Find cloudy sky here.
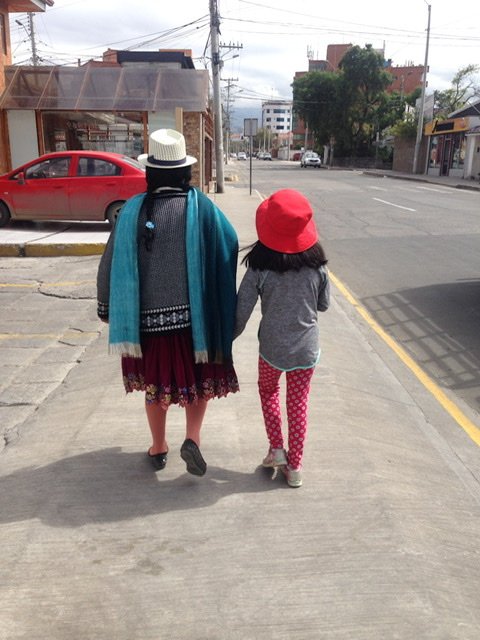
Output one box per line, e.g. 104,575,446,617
9,0,480,114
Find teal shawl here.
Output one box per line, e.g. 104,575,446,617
109,187,238,364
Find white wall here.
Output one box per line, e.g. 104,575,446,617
7,111,39,167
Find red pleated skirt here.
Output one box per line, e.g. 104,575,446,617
121,328,239,407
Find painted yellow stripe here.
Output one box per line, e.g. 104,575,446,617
330,271,480,447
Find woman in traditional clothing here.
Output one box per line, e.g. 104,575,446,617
97,129,239,476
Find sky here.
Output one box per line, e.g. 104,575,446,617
9,0,480,118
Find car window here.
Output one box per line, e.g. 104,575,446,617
25,157,71,179
77,158,121,177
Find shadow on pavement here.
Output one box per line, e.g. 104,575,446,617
362,279,480,409
0,448,285,527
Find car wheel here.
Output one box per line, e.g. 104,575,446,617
0,201,11,227
106,201,125,228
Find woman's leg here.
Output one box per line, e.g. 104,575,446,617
185,398,208,445
258,357,284,450
285,367,315,469
145,400,168,454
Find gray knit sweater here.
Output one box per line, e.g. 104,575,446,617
234,265,330,370
97,191,191,333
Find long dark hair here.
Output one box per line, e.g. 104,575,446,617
242,240,328,273
143,165,192,250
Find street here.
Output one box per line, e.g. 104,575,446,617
1,177,480,639
233,160,480,420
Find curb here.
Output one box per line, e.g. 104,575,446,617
0,243,105,258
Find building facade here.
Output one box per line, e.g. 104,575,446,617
0,0,54,174
261,100,292,133
424,101,480,179
0,49,214,190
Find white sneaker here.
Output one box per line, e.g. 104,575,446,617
285,465,303,488
262,447,287,468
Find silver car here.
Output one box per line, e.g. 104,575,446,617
300,152,321,168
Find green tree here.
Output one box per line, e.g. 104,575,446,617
434,64,480,117
292,44,395,158
337,44,393,155
292,71,342,151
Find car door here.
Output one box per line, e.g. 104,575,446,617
68,156,123,221
10,156,71,220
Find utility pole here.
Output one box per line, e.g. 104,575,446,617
28,14,39,66
209,0,224,193
412,3,431,174
16,15,39,66
222,77,238,164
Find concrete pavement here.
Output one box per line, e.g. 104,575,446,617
1,179,480,638
0,167,479,258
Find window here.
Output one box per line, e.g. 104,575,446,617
0,14,7,54
24,157,71,179
77,157,121,176
428,136,438,168
451,134,466,169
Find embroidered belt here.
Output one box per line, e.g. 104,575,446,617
140,304,191,333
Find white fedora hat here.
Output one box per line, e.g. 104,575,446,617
138,129,197,169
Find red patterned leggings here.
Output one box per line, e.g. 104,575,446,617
258,356,315,470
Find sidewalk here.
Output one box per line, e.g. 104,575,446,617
1,167,479,258
1,184,480,638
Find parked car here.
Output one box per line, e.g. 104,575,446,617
300,151,321,168
237,152,247,160
263,152,272,161
0,151,147,227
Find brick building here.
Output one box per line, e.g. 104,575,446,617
0,0,54,173
292,44,424,150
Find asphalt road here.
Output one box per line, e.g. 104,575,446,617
233,159,480,418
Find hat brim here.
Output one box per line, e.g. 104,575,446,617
137,153,197,169
256,199,318,254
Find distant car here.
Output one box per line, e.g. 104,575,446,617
256,152,265,159
237,152,247,160
0,151,146,227
263,153,272,161
300,151,321,168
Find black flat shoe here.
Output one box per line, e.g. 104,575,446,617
180,439,207,476
147,449,168,471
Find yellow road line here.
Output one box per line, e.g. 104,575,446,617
330,270,480,447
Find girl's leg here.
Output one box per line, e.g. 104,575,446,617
145,400,168,454
258,357,284,450
285,367,315,469
185,398,208,445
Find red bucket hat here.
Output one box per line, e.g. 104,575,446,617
256,189,318,254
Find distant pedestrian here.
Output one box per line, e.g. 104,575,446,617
234,189,329,487
97,129,239,476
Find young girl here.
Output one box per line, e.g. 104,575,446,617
234,189,329,487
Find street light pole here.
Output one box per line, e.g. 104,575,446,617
209,0,225,193
412,2,431,174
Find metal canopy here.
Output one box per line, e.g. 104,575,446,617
0,65,209,112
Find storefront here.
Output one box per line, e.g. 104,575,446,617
0,60,213,189
425,113,480,179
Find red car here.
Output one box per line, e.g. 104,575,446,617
0,150,146,227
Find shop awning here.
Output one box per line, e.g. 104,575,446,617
0,65,209,112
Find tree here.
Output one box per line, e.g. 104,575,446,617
434,65,480,118
292,44,395,158
292,71,343,151
337,44,393,155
